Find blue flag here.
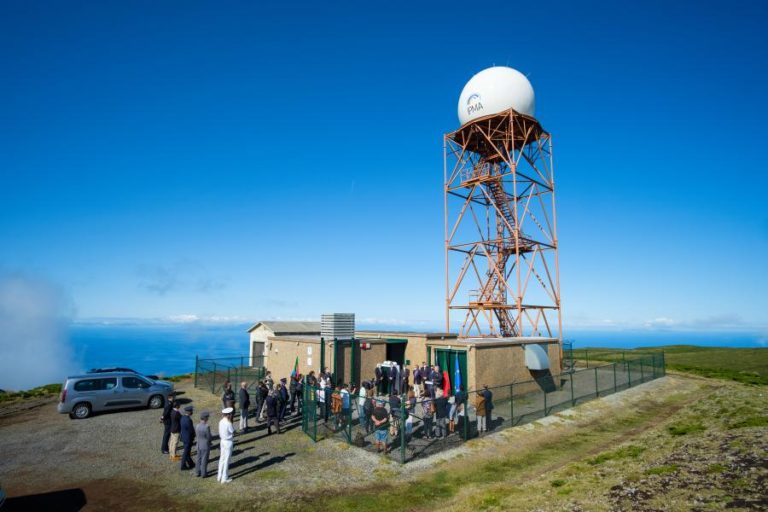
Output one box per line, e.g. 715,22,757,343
454,356,461,394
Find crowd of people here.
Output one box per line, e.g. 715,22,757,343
306,362,495,454
159,372,305,483
158,362,495,481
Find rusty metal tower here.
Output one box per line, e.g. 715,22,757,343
444,109,561,339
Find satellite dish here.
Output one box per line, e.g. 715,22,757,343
458,66,535,125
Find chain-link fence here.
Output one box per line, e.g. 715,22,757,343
301,352,665,463
194,355,266,395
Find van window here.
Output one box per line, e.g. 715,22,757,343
74,378,117,391
123,376,150,389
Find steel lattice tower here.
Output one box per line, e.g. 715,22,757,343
444,109,561,339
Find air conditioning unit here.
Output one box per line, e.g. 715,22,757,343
321,313,355,341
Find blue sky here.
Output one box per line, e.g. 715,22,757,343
1,0,766,333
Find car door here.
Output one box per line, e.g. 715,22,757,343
96,377,123,409
121,376,151,405
73,378,100,408
96,377,119,409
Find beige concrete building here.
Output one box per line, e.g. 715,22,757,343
259,328,561,396
246,321,320,367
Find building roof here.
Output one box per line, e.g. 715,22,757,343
247,320,321,334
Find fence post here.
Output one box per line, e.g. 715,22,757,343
332,337,338,386
570,371,575,406
400,396,406,464
510,383,514,424
212,363,217,394
194,355,199,388
320,337,325,376
543,383,548,416
613,362,617,393
640,359,645,382
586,350,589,368
594,367,599,397
627,359,632,387
662,351,666,376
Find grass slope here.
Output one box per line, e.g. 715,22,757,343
572,345,768,385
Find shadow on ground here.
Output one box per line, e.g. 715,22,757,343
4,488,87,512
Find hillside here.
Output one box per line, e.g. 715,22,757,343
572,345,768,385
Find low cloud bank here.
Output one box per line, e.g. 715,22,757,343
0,273,78,390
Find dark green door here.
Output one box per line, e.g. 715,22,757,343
434,349,467,396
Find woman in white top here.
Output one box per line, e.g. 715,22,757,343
318,375,328,421
217,407,235,483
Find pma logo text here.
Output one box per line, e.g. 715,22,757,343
466,93,483,116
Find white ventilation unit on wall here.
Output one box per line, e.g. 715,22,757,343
524,344,550,370
321,313,355,340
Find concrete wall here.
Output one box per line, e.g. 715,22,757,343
359,342,386,383
265,337,322,381
248,326,272,367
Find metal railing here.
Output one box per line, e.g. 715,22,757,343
301,352,666,464
194,355,266,395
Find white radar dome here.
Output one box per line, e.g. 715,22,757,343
458,66,535,125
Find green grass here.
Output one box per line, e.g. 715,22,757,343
729,415,768,429
0,383,62,403
667,422,706,436
253,469,286,480
644,464,679,475
707,463,727,474
588,444,646,465
572,345,768,385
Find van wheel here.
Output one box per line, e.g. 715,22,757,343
148,395,164,409
72,402,91,419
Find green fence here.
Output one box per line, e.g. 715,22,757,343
194,355,266,395
301,352,666,464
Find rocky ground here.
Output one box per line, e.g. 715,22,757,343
0,373,765,511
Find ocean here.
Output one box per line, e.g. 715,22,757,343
68,323,765,378
70,323,250,377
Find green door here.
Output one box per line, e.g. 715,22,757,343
434,349,467,396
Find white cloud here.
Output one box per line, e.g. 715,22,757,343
643,317,678,329
0,273,78,390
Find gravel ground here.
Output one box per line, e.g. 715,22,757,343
0,379,393,510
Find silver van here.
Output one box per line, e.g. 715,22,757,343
57,372,174,419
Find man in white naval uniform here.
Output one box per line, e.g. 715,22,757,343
217,407,235,483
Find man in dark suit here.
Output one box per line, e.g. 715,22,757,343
179,405,196,470
238,381,250,433
160,392,175,454
374,364,383,395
